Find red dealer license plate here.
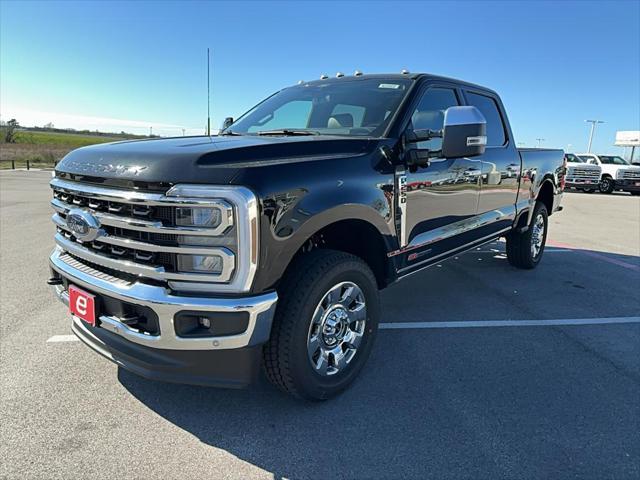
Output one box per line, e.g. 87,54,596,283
69,285,96,326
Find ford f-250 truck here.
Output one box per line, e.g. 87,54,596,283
564,153,601,193
577,153,640,195
48,73,565,400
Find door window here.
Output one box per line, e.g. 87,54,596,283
409,87,460,151
465,92,507,146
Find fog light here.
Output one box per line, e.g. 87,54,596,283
176,207,222,228
177,254,223,274
199,317,211,328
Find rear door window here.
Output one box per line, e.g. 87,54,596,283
465,91,507,146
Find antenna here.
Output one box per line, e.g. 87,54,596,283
207,48,211,136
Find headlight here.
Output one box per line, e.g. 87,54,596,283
176,207,223,228
177,254,224,273
165,184,259,294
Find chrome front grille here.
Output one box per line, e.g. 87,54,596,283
54,189,174,222
567,167,601,180
621,169,640,180
50,178,239,288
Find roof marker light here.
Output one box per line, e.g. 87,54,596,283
354,70,363,76
320,74,328,79
336,72,344,78
401,69,410,74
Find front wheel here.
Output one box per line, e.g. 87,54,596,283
506,202,548,269
599,177,614,194
264,250,380,400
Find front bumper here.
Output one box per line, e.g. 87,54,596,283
566,179,600,189
614,179,640,192
49,247,278,387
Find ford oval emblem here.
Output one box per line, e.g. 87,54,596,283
66,209,101,242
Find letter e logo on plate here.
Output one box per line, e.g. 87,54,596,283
69,285,96,326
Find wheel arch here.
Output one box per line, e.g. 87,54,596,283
536,178,555,216
264,206,397,292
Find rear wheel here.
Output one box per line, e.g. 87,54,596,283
599,176,614,194
264,249,379,400
506,202,548,269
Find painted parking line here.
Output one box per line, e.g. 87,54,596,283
46,335,79,343
380,316,640,329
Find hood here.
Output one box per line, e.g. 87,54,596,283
55,135,375,189
566,162,601,169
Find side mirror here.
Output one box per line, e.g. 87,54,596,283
221,117,234,131
441,106,487,158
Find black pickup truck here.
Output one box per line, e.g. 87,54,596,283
48,73,565,400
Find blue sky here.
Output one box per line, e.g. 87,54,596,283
1,0,638,153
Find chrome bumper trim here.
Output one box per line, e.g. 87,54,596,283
50,247,277,351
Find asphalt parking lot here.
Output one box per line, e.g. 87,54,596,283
1,170,639,479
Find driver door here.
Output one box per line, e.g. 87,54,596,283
402,86,482,265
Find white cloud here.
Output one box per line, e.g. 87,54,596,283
0,106,205,137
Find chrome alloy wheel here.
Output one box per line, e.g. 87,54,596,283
307,281,367,376
531,213,545,258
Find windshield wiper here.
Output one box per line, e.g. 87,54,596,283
219,130,243,136
256,129,320,136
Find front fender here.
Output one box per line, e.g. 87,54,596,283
253,174,396,292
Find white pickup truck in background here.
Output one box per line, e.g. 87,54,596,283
577,153,640,195
564,153,601,193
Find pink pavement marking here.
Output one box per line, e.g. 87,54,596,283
547,240,640,272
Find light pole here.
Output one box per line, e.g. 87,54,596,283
536,138,545,148
585,119,604,153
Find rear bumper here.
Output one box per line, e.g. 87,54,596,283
49,247,277,387
614,179,640,192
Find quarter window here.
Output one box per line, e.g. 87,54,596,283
465,92,507,146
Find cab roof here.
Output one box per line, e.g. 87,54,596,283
300,73,494,94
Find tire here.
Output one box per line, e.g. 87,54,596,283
506,202,548,269
264,249,380,400
631,192,640,196
599,176,614,194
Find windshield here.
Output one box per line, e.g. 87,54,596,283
226,78,412,137
578,155,598,165
565,154,583,163
598,155,628,165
